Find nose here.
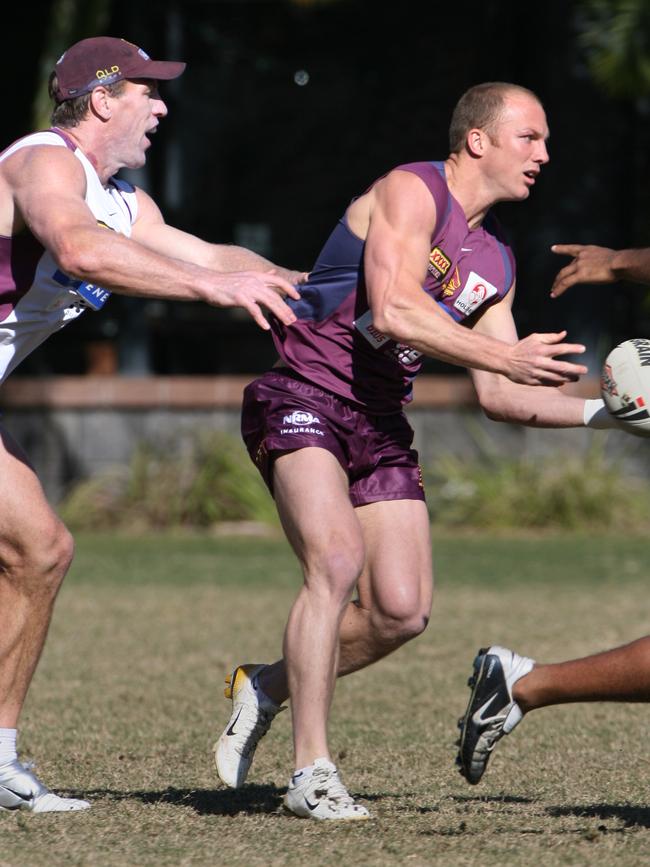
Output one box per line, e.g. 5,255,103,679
536,139,550,165
153,97,168,118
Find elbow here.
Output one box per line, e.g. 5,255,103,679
479,390,538,426
55,240,100,281
477,384,515,423
481,400,509,423
373,303,411,344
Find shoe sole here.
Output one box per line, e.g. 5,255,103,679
456,646,490,785
283,803,371,821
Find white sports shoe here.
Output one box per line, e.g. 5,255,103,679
284,758,370,821
214,664,284,788
0,760,90,813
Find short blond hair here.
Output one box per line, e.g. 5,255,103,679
448,82,542,153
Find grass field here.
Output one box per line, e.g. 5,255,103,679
3,532,650,867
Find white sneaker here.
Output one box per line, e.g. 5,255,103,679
284,758,370,821
214,664,284,788
456,645,535,784
0,760,90,813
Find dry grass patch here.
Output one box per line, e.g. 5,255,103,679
2,533,650,866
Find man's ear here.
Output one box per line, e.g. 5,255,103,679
466,127,488,157
89,86,112,120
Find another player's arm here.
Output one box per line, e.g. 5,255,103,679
8,145,297,328
131,189,308,285
362,170,587,386
550,244,650,297
468,292,588,427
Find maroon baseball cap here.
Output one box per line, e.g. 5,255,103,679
53,36,186,102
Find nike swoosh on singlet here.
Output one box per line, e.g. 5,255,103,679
226,708,243,736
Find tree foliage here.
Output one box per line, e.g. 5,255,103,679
578,0,650,98
32,0,112,131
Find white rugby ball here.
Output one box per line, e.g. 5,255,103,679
601,338,650,437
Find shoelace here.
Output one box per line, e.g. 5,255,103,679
477,706,512,754
307,766,355,807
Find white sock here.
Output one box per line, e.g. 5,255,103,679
0,728,18,766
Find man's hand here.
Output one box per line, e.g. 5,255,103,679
505,330,588,385
209,269,301,330
550,244,617,297
279,269,310,285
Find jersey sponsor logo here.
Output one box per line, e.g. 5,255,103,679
391,344,421,366
353,309,389,348
453,271,498,316
354,310,421,367
441,265,461,298
52,270,111,311
428,246,451,278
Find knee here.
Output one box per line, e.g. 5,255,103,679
371,604,430,647
306,544,365,605
6,521,74,596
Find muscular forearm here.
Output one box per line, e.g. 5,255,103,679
379,301,515,376
210,244,305,284
478,379,587,428
59,228,239,302
378,300,585,387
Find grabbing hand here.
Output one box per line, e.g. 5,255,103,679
505,330,588,386
550,244,617,297
210,269,301,330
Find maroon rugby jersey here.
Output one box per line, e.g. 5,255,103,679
271,161,515,413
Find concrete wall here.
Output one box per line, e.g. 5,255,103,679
2,375,648,504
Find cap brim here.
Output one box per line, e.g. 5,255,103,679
134,60,186,81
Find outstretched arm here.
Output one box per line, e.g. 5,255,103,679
468,292,588,427
550,244,650,297
131,189,308,285
7,145,299,330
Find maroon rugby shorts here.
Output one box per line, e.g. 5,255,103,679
241,369,425,507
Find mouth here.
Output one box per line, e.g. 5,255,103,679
523,170,539,185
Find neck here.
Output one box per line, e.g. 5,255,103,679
54,124,114,185
444,155,492,229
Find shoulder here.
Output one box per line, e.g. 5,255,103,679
393,161,449,199
371,168,437,226
1,132,85,188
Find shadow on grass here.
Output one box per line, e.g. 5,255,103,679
71,784,401,816
76,784,286,816
450,794,533,805
548,803,650,829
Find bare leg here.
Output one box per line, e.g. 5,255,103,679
0,428,74,727
260,498,433,705
273,448,366,770
514,636,650,713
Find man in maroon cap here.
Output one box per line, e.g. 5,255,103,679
0,35,303,813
